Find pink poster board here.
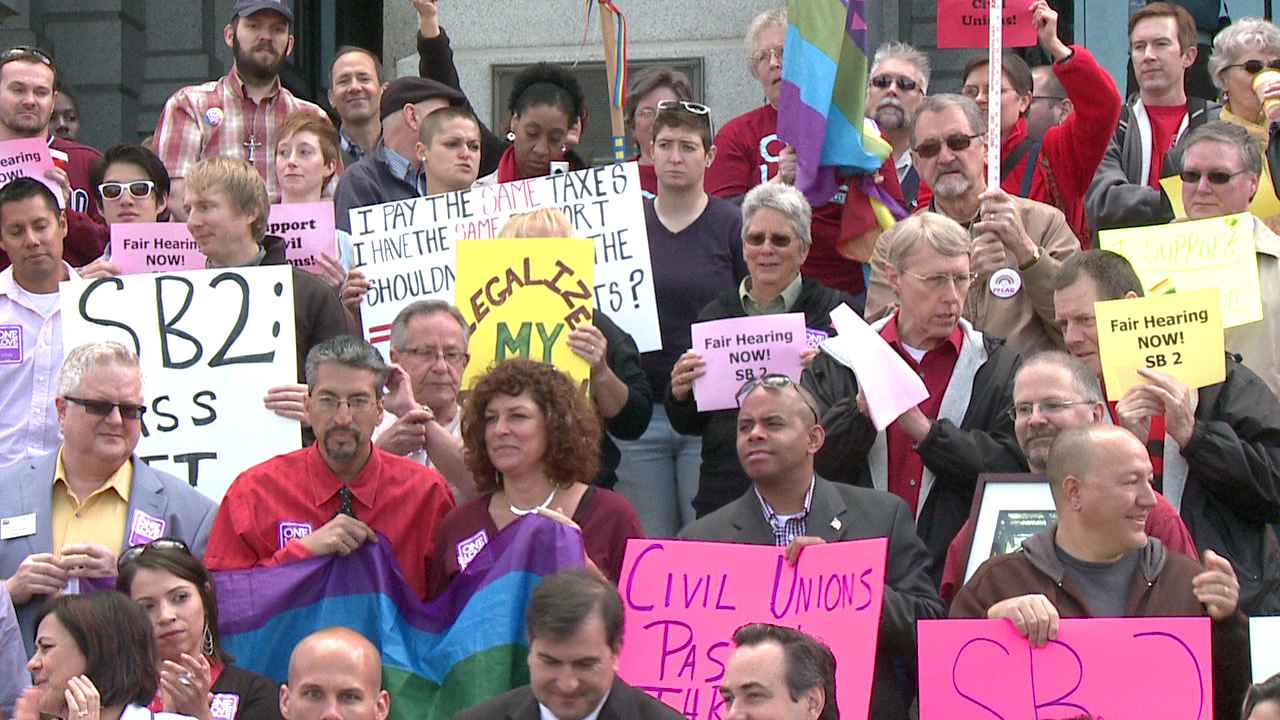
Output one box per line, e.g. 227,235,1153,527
0,137,64,207
936,0,1036,49
267,201,337,274
918,617,1212,719
689,313,807,412
110,223,202,274
617,537,888,720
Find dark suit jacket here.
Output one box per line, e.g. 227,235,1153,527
0,450,218,653
679,475,946,720
453,677,684,720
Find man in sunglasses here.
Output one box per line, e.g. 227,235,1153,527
1176,121,1280,396
680,374,944,720
866,93,1080,357
867,42,930,211
76,144,172,280
0,340,217,654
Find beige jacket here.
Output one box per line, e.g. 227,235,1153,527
866,196,1081,356
1225,217,1280,397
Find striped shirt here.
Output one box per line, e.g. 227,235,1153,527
755,478,815,547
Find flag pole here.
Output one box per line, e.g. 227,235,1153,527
599,0,628,163
986,0,1003,191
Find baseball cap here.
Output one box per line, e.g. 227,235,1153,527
232,0,294,23
379,77,466,120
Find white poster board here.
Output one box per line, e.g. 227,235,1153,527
60,266,300,502
347,162,659,356
1252,616,1280,683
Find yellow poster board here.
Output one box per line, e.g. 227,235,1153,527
1098,212,1261,328
1094,287,1225,401
1161,170,1280,224
456,238,594,389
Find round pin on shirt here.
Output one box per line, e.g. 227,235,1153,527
989,267,1022,298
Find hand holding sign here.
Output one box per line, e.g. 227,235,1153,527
1191,549,1240,620
986,593,1060,647
1094,287,1225,401
670,351,707,403
688,314,808,412
1115,368,1196,447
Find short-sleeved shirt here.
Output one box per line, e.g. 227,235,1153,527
51,451,132,554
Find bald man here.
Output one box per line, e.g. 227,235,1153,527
280,628,389,720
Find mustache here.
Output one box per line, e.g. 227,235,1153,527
1023,426,1058,442
876,97,906,113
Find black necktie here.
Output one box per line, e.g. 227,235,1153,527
337,486,356,519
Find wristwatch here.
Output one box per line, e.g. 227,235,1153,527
1019,246,1041,271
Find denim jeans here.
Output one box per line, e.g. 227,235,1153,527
612,405,702,538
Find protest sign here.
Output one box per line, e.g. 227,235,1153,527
455,237,594,388
1094,287,1225,401
0,137,64,207
60,266,300,501
936,0,1035,49
688,313,806,411
617,538,887,720
110,223,202,274
822,304,928,430
1098,212,1261,328
266,201,337,275
918,617,1212,719
348,163,658,357
1252,616,1280,682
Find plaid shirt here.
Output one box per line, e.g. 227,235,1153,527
153,67,328,201
755,478,815,547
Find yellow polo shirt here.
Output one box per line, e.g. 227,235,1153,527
51,450,132,555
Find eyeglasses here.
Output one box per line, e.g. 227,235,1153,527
871,74,920,92
751,45,784,67
656,99,715,136
734,373,820,424
1007,399,1090,421
1179,168,1249,185
961,84,1015,100
0,46,53,69
99,181,155,200
310,394,377,413
902,270,978,291
744,230,796,247
400,346,468,367
914,133,982,159
64,396,147,420
118,537,192,571
1032,95,1066,103
1226,58,1280,74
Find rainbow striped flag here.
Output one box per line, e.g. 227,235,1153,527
778,0,892,205
214,516,586,720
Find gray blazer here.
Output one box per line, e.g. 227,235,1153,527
679,476,946,720
0,451,218,653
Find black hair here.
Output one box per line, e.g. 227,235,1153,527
526,569,624,652
0,177,60,224
89,144,171,205
507,63,586,122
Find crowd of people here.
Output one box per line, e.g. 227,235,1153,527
0,0,1279,718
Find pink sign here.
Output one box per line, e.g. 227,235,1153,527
918,617,1212,719
936,0,1036,49
825,304,929,431
267,201,337,275
110,222,202,274
689,313,807,412
617,538,888,720
0,137,63,207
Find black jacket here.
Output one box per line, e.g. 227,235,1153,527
261,234,349,382
595,312,653,487
801,320,1025,585
666,277,856,516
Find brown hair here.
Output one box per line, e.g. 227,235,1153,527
461,357,601,491
116,542,234,664
1129,2,1197,52
34,593,158,708
275,109,340,189
653,106,713,152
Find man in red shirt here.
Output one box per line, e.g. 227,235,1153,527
1087,2,1219,233
204,335,456,600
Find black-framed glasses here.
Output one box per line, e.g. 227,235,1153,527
1180,168,1249,185
99,181,155,200
0,46,53,69
64,396,146,420
118,537,191,571
400,346,468,367
735,374,819,424
914,133,982,159
902,270,978,292
871,74,920,92
1007,399,1090,421
1226,58,1280,74
656,99,715,136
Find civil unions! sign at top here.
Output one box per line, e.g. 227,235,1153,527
346,162,660,354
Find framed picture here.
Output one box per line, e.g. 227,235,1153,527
961,474,1057,584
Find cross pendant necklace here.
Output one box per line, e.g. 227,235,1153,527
244,134,262,163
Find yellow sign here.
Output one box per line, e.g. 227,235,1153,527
1094,287,1225,401
456,238,594,389
1161,171,1280,224
1098,212,1261,328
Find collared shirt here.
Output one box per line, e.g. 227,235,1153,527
153,67,329,201
339,126,367,164
754,477,815,547
381,145,427,197
880,314,964,514
203,444,456,599
0,264,77,467
739,273,804,315
540,687,611,720
51,449,133,554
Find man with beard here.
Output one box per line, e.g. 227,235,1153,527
154,0,330,219
865,94,1080,357
867,42,930,211
204,336,456,601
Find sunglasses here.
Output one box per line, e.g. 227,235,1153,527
914,133,982,159
99,180,155,200
656,99,715,136
734,373,820,423
64,396,147,420
1227,58,1280,74
871,74,919,92
0,46,53,69
1179,169,1249,185
743,230,796,247
118,537,192,571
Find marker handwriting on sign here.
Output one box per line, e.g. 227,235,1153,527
469,258,593,331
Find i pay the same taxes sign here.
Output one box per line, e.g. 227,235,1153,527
60,266,300,502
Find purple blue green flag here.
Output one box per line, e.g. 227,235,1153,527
214,515,586,720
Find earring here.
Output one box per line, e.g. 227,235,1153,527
202,622,215,656
506,131,516,142
561,146,567,153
